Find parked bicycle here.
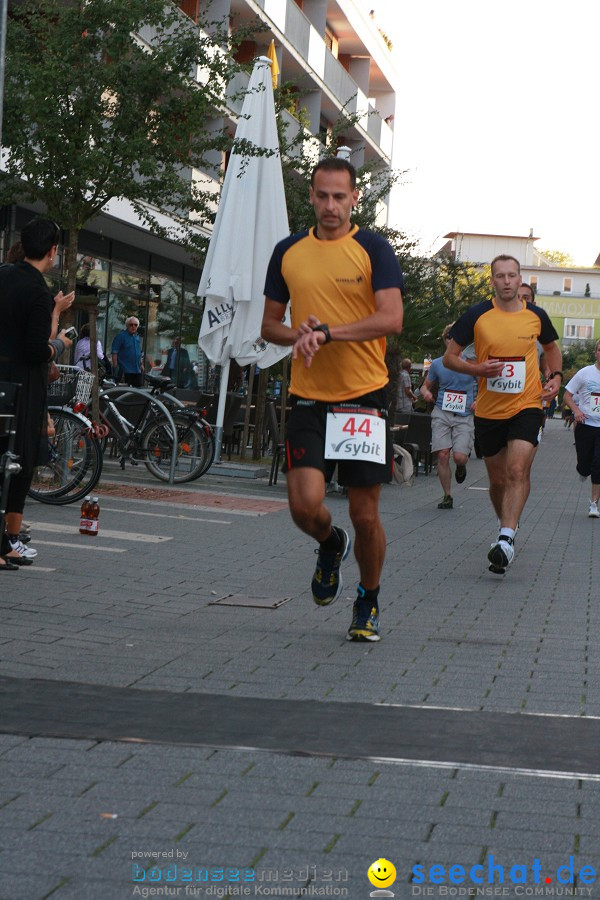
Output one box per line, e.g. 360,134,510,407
28,366,103,505
82,373,215,483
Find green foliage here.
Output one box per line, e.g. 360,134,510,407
1,0,257,283
397,257,491,357
384,256,491,406
539,249,575,267
561,339,597,380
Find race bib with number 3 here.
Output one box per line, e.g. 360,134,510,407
325,406,386,462
487,357,526,394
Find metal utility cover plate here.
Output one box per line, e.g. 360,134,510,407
209,594,291,609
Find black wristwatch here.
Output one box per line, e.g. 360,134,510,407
548,371,563,381
312,323,332,344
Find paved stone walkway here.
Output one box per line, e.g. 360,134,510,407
1,419,599,899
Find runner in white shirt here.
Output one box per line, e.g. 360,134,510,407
563,339,600,518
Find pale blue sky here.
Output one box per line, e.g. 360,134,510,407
362,0,598,265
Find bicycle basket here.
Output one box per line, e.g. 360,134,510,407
48,365,94,406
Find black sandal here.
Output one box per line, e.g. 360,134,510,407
0,557,20,571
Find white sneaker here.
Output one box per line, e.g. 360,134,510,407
588,502,600,518
488,538,515,571
9,538,37,559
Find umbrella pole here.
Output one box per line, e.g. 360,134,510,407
212,356,231,464
240,363,255,461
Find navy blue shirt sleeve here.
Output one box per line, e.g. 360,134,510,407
532,306,559,344
449,300,494,348
353,231,404,293
263,232,308,304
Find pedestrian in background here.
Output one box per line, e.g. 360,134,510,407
419,324,477,510
75,323,109,377
397,357,416,415
111,316,144,387
0,218,73,567
563,340,600,518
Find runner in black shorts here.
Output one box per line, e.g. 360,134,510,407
261,158,404,642
444,255,562,575
284,390,393,488
474,408,544,459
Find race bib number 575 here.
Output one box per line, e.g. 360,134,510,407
325,406,386,462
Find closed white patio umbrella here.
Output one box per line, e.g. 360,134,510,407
198,55,290,461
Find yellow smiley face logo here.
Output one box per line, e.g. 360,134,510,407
368,858,397,888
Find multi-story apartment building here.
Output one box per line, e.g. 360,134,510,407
1,0,399,386
441,231,600,348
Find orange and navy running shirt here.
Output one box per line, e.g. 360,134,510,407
264,225,403,403
450,299,559,419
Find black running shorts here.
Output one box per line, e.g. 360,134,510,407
283,389,393,487
474,408,544,458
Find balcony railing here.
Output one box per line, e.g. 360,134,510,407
284,0,311,59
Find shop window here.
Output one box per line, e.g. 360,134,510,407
76,253,109,290
111,261,149,296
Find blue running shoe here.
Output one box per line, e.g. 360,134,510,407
347,595,381,642
311,526,351,606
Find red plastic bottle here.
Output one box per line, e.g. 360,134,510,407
88,496,100,537
79,495,92,535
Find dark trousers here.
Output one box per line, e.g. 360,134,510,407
575,423,600,484
122,373,144,388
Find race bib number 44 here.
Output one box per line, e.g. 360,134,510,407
487,357,526,394
325,406,386,461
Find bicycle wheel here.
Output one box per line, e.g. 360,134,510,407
28,409,103,505
141,413,214,483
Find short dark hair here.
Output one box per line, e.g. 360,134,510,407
80,323,90,339
21,217,60,260
491,254,520,274
311,157,357,190
519,282,535,303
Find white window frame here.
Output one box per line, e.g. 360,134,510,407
564,318,593,340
